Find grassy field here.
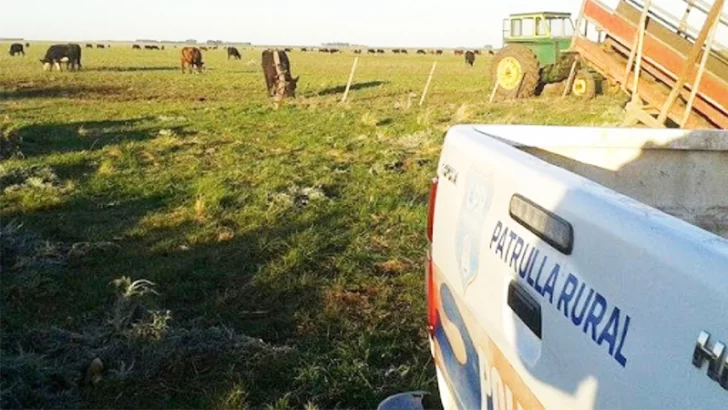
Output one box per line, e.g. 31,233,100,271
1,43,626,409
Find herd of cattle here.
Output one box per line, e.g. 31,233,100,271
7,42,490,99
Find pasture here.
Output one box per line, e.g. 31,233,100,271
1,43,626,408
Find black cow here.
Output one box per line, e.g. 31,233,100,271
85,44,93,48
227,47,242,60
25,43,30,48
435,50,443,55
132,44,141,50
353,49,362,54
9,43,24,56
464,50,475,66
301,48,308,52
261,49,298,100
284,48,292,52
319,48,329,53
377,49,385,54
96,44,105,49
367,49,376,54
417,49,426,55
40,44,82,71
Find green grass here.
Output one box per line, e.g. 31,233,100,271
1,42,626,409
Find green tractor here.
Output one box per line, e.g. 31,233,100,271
491,12,598,99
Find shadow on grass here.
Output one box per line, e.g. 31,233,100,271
9,118,191,158
315,80,388,96
0,85,125,100
1,193,350,407
88,66,178,72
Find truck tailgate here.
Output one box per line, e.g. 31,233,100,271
430,125,728,409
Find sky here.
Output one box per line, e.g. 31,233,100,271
0,0,585,48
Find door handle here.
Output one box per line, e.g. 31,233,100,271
508,281,542,339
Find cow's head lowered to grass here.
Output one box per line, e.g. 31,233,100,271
262,49,299,103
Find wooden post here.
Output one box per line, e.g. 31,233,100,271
657,0,725,124
341,57,359,103
562,60,579,97
624,0,651,94
488,83,500,103
272,50,286,108
419,62,437,106
570,0,589,49
680,14,719,127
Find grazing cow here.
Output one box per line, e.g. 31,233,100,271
392,49,400,54
329,49,340,54
25,43,30,48
227,47,241,59
161,45,165,50
454,49,464,56
417,49,426,55
319,48,329,53
181,47,204,73
464,50,475,66
9,43,24,56
284,48,292,52
488,50,495,56
377,49,385,54
436,50,443,55
353,49,362,54
301,48,308,52
200,46,208,51
144,45,160,50
85,44,93,48
261,49,298,101
132,44,141,50
474,50,481,55
40,44,82,71
367,49,376,54
96,44,105,49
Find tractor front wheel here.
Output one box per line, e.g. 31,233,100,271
491,45,540,99
572,69,597,99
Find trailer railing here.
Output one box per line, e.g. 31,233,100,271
625,0,728,57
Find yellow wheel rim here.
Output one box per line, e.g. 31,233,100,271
573,78,587,96
497,57,523,90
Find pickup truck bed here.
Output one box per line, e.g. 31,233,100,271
429,125,728,409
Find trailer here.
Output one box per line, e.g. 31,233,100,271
570,0,728,128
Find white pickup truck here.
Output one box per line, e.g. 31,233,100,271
420,125,728,409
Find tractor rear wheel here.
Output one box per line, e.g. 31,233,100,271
572,69,597,99
491,45,540,99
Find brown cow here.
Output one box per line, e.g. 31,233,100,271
261,49,298,101
181,47,204,73
454,49,464,56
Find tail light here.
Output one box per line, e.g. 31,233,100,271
427,177,439,243
426,177,439,335
426,251,439,335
